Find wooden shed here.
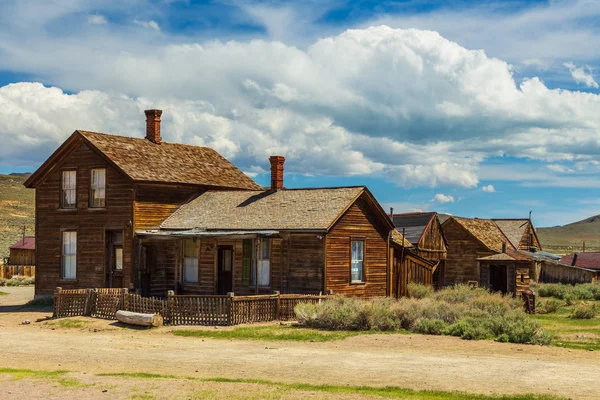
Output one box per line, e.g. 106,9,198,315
391,212,447,288
8,236,35,266
389,231,438,297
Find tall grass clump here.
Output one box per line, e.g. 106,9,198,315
535,282,600,301
570,303,597,319
295,284,550,345
0,276,35,286
407,282,433,299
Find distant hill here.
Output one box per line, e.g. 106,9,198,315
537,215,600,255
0,174,34,260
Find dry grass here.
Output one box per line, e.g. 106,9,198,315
0,173,34,260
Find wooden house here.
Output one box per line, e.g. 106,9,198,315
492,219,542,251
25,109,398,298
391,212,447,288
389,231,438,297
441,216,516,287
8,236,35,266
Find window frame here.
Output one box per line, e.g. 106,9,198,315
60,169,77,209
241,239,254,284
89,168,107,208
252,237,271,287
350,238,365,284
61,230,77,280
181,239,199,283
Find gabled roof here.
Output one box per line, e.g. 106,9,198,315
10,237,35,250
560,253,600,271
25,130,261,190
391,229,413,248
391,212,436,245
451,217,515,252
160,186,393,232
492,219,530,248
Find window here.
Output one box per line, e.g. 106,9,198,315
252,238,270,286
242,239,253,283
351,240,364,282
62,231,77,279
115,248,123,270
90,168,106,208
61,170,76,209
182,239,198,283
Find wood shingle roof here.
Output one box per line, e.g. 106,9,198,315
452,217,515,252
161,186,367,231
492,219,529,249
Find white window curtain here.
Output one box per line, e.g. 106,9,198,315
90,168,106,207
62,170,76,208
252,238,270,286
351,240,364,282
183,239,198,283
115,248,123,270
62,231,77,279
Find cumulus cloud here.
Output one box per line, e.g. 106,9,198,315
481,185,495,193
88,14,107,25
133,20,160,31
432,194,454,203
564,61,599,88
2,26,600,188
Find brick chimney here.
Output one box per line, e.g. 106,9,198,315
145,109,163,144
269,156,285,190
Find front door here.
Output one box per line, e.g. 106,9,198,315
105,230,124,288
489,264,507,293
217,246,233,294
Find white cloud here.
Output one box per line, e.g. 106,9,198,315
546,164,574,173
2,26,600,188
481,184,495,193
88,14,107,25
133,20,160,31
564,61,599,88
432,194,454,203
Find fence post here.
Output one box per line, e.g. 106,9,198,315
120,288,128,312
227,292,234,326
274,291,280,321
53,287,62,318
167,290,174,325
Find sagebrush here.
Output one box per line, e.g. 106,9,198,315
535,282,600,301
295,284,550,345
0,276,34,286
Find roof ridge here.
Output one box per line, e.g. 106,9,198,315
78,130,214,150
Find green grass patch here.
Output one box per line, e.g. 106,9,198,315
98,372,564,400
0,367,89,388
0,291,8,296
172,325,368,342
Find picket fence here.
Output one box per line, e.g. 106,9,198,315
52,287,328,326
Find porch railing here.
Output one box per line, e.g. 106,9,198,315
52,287,329,326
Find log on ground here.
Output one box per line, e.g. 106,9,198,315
115,310,163,327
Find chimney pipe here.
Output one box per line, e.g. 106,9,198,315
390,207,394,218
572,253,578,266
501,242,507,253
145,109,163,144
269,156,285,190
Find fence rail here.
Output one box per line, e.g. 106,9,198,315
52,287,329,326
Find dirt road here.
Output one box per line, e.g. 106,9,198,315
1,287,598,399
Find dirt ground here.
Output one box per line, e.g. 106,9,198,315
1,287,599,399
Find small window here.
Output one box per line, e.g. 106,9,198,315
115,248,123,270
252,238,270,287
182,239,198,283
62,231,77,279
351,240,364,282
242,239,253,283
90,168,106,208
61,170,76,209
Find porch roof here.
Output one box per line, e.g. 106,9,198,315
138,229,280,238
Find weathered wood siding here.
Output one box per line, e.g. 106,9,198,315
517,222,542,251
35,140,134,295
133,184,199,231
286,234,324,294
325,197,389,297
442,218,494,285
416,217,447,261
9,248,35,266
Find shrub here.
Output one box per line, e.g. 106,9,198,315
537,298,562,314
414,318,446,335
406,283,433,299
443,318,493,340
431,284,488,304
5,276,35,286
571,303,597,319
536,282,600,301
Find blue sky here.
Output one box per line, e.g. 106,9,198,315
1,0,600,227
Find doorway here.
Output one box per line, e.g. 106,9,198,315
105,230,124,288
489,264,507,293
217,246,233,294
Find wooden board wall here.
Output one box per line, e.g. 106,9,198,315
325,197,389,297
517,222,542,251
286,234,324,294
35,140,134,295
8,248,35,266
442,218,494,285
416,216,447,261
133,184,199,231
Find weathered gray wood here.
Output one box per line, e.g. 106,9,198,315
116,310,163,327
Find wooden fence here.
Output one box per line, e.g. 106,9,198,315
538,261,597,284
0,265,35,279
52,288,329,326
